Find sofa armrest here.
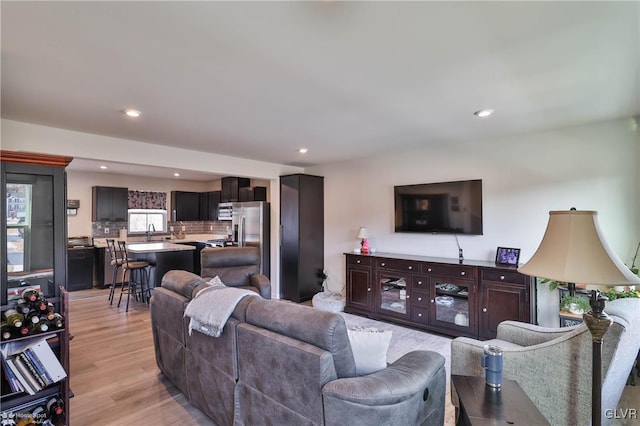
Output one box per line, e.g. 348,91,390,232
497,321,579,346
250,274,271,299
322,351,445,426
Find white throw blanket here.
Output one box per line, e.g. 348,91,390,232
184,283,259,337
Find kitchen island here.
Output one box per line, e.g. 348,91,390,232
127,242,195,288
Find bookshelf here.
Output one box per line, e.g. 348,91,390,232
1,151,72,424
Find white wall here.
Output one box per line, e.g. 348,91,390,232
308,119,640,311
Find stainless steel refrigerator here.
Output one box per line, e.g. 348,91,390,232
232,201,270,278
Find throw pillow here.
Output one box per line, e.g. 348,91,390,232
195,276,226,298
347,326,393,375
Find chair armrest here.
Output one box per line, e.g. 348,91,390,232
497,321,579,346
250,274,271,299
322,351,446,426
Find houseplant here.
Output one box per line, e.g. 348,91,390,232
559,295,590,314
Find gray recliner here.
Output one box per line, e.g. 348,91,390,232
450,298,640,426
200,246,271,298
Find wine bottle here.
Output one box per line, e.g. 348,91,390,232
26,311,41,325
46,397,65,426
16,299,32,314
33,297,48,313
4,309,24,328
50,313,64,329
34,321,49,333
45,302,56,320
31,405,47,423
18,322,33,336
21,287,39,303
1,321,14,340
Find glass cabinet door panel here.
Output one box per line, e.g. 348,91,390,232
5,173,55,301
433,279,471,328
379,274,408,315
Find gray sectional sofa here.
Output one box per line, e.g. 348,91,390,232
150,270,446,426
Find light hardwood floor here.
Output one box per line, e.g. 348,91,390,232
68,288,215,426
68,288,640,425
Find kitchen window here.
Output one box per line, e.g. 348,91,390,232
128,209,167,234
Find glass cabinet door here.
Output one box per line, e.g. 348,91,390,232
2,159,67,305
431,277,474,330
378,272,409,317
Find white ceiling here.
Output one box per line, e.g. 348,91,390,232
2,1,639,179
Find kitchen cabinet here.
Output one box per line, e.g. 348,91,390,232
221,177,250,202
239,186,267,202
280,174,324,302
1,150,71,421
171,191,200,221
92,186,128,221
199,191,221,221
345,252,535,339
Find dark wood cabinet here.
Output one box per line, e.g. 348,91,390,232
199,191,221,221
1,151,71,421
171,191,200,221
221,177,250,202
345,252,535,339
345,255,373,312
280,174,324,302
479,268,532,339
92,186,128,221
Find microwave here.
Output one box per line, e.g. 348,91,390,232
218,202,233,221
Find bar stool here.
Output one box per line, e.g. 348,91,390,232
116,241,150,312
106,239,123,305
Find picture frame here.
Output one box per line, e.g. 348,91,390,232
495,247,521,265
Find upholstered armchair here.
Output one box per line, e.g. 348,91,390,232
450,298,640,426
200,246,271,298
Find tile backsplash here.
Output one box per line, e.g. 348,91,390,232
91,221,231,238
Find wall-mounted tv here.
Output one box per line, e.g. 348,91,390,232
394,179,483,235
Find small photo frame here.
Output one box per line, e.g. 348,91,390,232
495,247,521,265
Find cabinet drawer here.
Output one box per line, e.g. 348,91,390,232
377,258,419,272
411,306,428,324
423,263,475,278
411,290,429,308
481,269,527,285
412,275,428,290
347,255,372,267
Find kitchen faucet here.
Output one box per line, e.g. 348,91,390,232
146,223,156,241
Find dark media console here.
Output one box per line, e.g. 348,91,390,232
345,252,536,340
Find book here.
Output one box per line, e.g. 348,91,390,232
17,351,47,388
5,357,37,395
24,347,53,385
1,353,22,393
26,339,67,383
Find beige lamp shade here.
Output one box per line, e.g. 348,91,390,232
518,210,640,285
357,227,369,240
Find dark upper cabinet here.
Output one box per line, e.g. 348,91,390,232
171,191,201,221
200,191,221,221
239,186,267,202
92,186,128,221
221,177,250,202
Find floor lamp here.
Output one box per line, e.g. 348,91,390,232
518,209,640,426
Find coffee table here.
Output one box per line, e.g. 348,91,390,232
451,375,550,425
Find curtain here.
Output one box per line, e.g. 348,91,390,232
128,190,167,210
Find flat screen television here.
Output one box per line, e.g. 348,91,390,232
394,179,483,235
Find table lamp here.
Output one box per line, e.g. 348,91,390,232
518,209,640,426
357,227,369,254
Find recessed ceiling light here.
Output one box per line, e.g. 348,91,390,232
124,109,141,118
99,165,108,169
298,148,308,154
473,109,494,118
173,173,180,177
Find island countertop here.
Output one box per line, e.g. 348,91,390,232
127,242,197,253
